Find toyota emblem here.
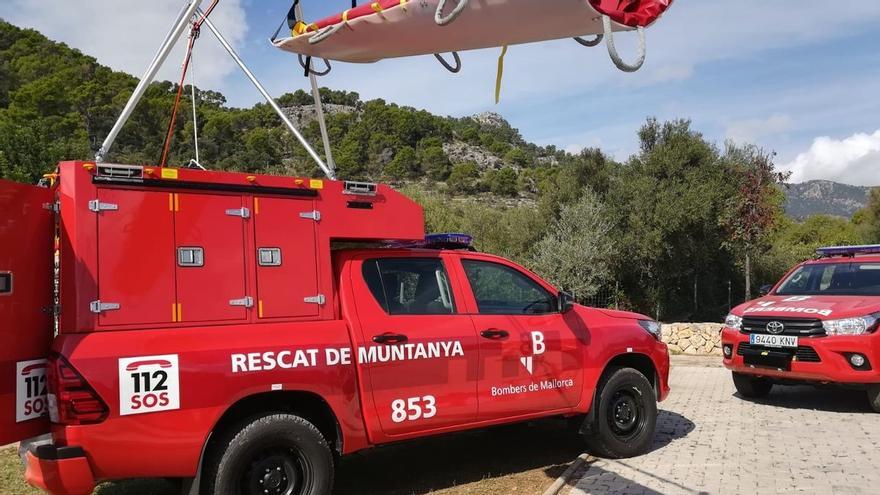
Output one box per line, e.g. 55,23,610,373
766,321,785,335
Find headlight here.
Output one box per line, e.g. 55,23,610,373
725,314,743,331
822,313,880,336
638,320,662,340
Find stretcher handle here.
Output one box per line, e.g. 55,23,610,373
574,34,604,47
602,15,646,73
435,0,469,26
299,54,332,76
434,52,462,73
309,22,346,45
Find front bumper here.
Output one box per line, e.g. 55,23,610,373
23,442,96,495
721,327,880,385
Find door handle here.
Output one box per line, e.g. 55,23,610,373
480,329,509,340
372,333,409,345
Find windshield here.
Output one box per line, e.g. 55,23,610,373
776,262,880,296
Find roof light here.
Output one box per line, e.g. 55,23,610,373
816,245,880,258
388,233,474,250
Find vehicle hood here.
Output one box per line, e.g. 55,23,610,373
592,307,650,321
732,295,880,320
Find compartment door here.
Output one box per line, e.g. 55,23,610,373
254,197,320,319
175,193,248,322
96,189,177,326
0,179,53,444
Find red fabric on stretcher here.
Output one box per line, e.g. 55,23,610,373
310,1,406,30
588,0,672,27
308,0,671,31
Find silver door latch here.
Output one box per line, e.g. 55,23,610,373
229,296,254,308
225,207,251,219
90,300,120,313
88,200,119,213
299,210,321,222
304,295,326,305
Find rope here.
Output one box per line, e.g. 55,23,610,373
159,0,220,168
574,34,603,47
494,45,508,104
159,29,197,168
602,14,646,73
435,0,468,26
434,52,461,73
190,46,200,166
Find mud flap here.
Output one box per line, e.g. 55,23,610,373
0,179,54,445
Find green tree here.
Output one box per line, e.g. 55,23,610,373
528,189,615,299
484,167,518,197
853,188,880,243
447,162,481,194
608,118,737,320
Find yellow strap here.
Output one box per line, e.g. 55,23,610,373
292,21,318,36
342,9,350,22
400,0,408,10
371,2,383,13
495,45,508,104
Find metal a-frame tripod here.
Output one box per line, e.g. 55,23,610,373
95,0,337,180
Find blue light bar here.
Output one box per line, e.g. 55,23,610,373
816,245,880,258
387,233,474,250
425,233,473,248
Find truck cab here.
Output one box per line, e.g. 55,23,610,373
1,162,669,495
722,245,880,411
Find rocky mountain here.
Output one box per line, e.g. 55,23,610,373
784,180,874,219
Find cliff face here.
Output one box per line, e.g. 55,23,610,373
784,180,874,219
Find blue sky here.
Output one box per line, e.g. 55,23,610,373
2,0,879,185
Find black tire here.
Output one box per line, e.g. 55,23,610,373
868,386,880,413
732,372,773,399
583,367,657,459
204,414,334,495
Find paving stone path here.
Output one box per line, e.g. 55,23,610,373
566,357,880,495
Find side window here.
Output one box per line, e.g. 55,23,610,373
362,258,456,315
462,260,555,315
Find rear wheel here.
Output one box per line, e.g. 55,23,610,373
732,372,773,399
205,414,333,495
583,367,657,459
868,386,880,413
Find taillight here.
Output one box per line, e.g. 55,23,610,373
47,354,109,425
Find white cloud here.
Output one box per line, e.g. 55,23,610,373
0,0,247,89
725,114,792,144
781,130,880,186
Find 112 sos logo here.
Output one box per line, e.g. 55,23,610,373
16,359,48,423
118,355,180,416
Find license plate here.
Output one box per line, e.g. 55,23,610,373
749,334,798,348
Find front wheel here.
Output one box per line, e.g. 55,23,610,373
205,414,334,495
868,386,880,413
583,367,657,458
732,372,773,399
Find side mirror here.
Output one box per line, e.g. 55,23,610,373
758,284,773,297
558,291,576,313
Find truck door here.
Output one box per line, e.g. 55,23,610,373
351,255,479,439
253,196,320,319
174,193,248,322
456,258,584,420
0,179,54,445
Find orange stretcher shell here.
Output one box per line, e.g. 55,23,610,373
273,0,672,63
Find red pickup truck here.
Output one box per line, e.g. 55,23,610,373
1,162,670,495
722,245,880,412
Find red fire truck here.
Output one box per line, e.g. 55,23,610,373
1,161,670,495
722,245,880,411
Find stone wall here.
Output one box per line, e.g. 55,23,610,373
661,323,724,356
